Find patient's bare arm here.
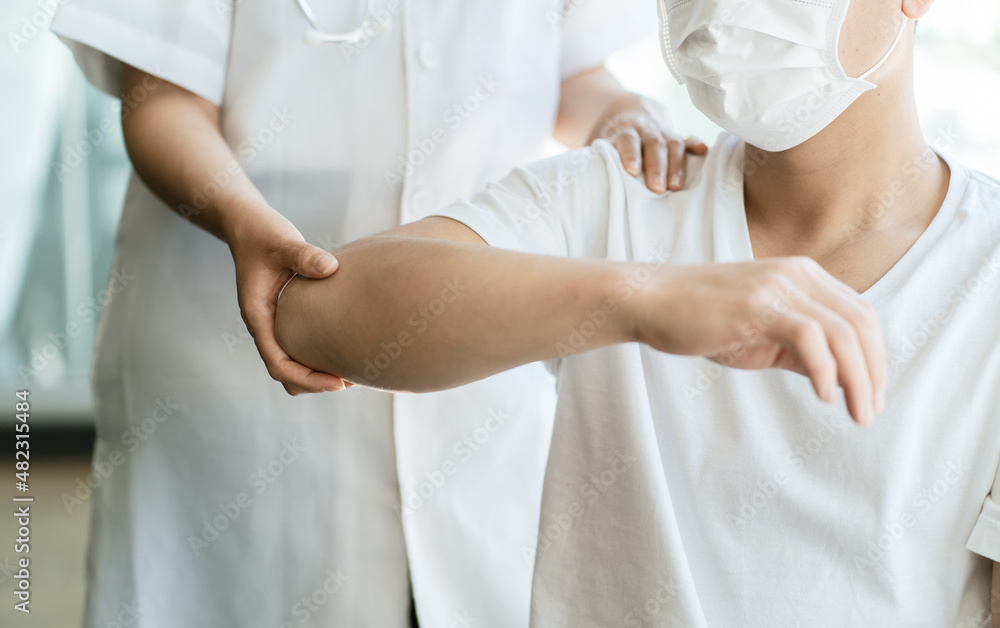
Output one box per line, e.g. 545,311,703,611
275,216,886,424
275,217,631,392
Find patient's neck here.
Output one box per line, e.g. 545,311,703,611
742,45,950,289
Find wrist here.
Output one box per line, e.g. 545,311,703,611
220,196,281,248
612,262,686,348
599,262,648,345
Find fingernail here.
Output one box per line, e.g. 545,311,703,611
628,161,640,175
326,383,345,393
314,254,338,274
653,176,665,192
669,174,681,189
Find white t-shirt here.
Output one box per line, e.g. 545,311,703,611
433,135,1000,627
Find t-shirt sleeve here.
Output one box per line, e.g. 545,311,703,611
431,141,626,378
50,0,233,105
966,458,1000,562
557,0,657,79
431,140,624,260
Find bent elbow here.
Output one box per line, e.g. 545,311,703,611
274,272,374,385
274,275,325,371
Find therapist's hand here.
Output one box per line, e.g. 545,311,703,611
590,93,708,194
227,205,348,395
630,257,887,426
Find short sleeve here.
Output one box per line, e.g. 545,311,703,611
430,141,623,260
557,0,657,79
50,0,233,105
967,459,1000,562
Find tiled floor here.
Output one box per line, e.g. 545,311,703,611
0,456,91,628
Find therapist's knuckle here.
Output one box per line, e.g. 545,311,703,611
262,238,284,258
619,126,641,142
299,246,322,268
641,130,663,146
635,120,659,139
239,310,256,332
267,366,296,386
285,384,306,396
244,310,267,331
619,138,641,157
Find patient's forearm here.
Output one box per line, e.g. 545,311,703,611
274,236,633,392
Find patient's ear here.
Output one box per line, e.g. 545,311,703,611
902,0,935,20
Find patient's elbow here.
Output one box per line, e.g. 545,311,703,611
273,263,462,393
274,275,324,371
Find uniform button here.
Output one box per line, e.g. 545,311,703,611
410,188,434,216
417,41,439,71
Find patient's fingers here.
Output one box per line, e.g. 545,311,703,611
792,297,875,426
743,258,884,424
769,311,838,404
797,264,888,414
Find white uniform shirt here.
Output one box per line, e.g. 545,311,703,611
49,1,652,626
435,136,1000,626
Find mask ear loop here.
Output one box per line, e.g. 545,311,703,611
658,0,685,84
857,18,908,81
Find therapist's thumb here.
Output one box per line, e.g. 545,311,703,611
286,241,339,278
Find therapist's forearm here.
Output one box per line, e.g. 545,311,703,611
274,234,634,392
118,64,271,244
554,66,630,148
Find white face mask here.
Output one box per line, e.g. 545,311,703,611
658,0,907,152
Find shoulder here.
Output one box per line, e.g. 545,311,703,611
951,161,1000,232
967,168,1000,205
492,143,612,196
606,133,738,211
503,141,627,210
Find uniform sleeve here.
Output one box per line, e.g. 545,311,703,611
966,458,1000,562
557,0,657,79
430,141,624,260
50,0,232,105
